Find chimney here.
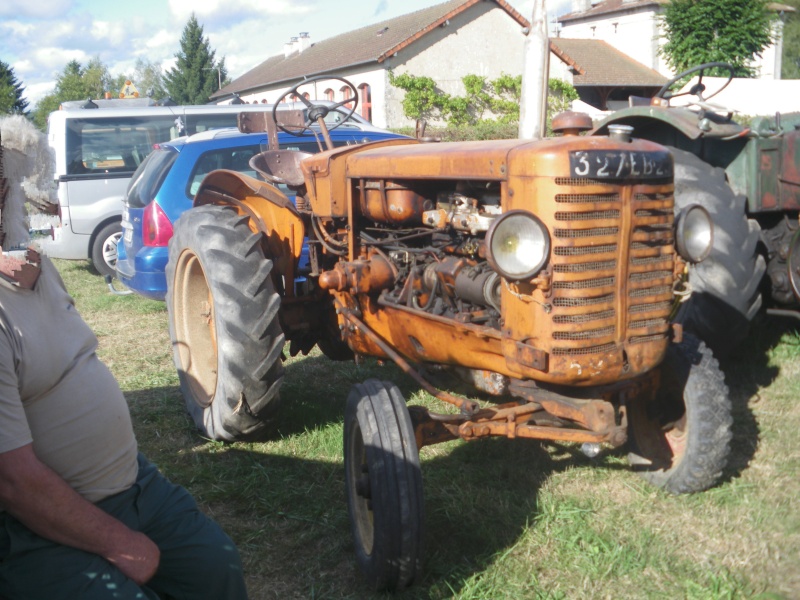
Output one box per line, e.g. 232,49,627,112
284,37,299,58
298,32,311,52
573,0,591,12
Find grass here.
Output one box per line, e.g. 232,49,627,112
57,258,800,599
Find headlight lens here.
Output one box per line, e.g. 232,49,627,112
486,210,550,280
675,204,714,263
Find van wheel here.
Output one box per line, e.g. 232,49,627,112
166,205,285,441
91,221,122,279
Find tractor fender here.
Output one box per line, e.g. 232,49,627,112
591,106,745,141
194,169,305,282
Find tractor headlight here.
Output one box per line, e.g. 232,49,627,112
675,204,713,263
486,210,550,280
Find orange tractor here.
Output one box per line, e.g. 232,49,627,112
165,77,730,590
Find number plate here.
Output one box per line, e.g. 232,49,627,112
569,150,673,180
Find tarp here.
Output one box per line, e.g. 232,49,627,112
670,76,800,116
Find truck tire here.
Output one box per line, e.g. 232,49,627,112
90,221,122,279
166,205,285,441
628,334,732,494
670,147,765,356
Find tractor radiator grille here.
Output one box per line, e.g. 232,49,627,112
548,179,675,357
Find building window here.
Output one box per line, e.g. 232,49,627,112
340,86,354,109
324,88,334,101
358,83,372,122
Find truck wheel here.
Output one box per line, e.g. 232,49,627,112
90,221,122,279
344,379,423,591
628,334,732,494
670,147,765,356
166,205,285,441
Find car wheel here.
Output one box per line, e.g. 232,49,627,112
344,379,424,591
90,221,122,279
166,205,285,441
628,333,732,494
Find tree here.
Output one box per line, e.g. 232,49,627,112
54,60,89,101
82,57,115,100
0,61,29,115
163,14,227,104
780,1,800,78
660,0,776,77
132,58,167,100
31,58,109,129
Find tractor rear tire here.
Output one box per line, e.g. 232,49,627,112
628,334,732,494
166,205,285,441
670,147,765,356
344,379,424,591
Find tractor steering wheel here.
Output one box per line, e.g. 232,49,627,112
656,62,735,102
272,76,359,137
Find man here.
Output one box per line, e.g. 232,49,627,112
0,116,248,599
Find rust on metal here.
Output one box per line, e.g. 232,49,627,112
551,111,593,136
319,248,398,294
335,299,481,413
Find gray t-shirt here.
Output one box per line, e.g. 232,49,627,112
0,258,138,503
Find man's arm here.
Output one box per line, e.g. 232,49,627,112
0,443,160,585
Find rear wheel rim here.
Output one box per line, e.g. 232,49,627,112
172,250,218,408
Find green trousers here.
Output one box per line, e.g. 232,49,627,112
0,454,248,599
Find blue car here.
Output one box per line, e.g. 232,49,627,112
116,127,406,300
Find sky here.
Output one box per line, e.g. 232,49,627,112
0,0,573,110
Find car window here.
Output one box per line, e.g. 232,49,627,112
185,137,389,199
186,145,262,197
126,148,179,208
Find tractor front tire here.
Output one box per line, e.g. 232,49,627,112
166,205,285,441
671,147,766,356
628,334,732,494
344,379,424,591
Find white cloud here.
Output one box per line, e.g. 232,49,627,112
167,0,312,25
90,20,130,47
0,0,72,18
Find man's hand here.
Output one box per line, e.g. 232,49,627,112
105,530,161,585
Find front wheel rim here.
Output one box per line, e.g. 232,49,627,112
347,421,375,556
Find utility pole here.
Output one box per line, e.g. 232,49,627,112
204,67,222,90
518,0,550,140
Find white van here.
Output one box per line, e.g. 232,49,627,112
43,101,381,277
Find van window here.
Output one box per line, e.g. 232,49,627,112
65,116,178,176
185,113,241,134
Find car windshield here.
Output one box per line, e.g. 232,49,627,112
126,148,179,209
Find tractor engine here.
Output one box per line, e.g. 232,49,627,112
300,131,705,389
